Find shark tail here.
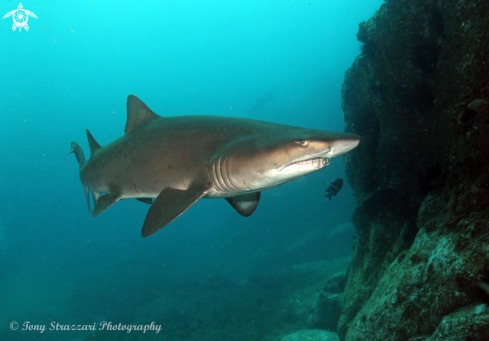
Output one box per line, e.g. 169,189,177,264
68,142,86,167
68,141,90,211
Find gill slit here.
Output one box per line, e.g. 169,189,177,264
211,158,223,192
222,157,240,191
215,157,228,192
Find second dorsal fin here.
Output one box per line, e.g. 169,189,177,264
125,95,160,134
86,129,101,156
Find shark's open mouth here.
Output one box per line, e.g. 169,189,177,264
287,157,330,169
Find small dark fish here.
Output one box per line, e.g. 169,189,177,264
325,178,343,200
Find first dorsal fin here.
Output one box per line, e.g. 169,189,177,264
86,129,101,156
125,95,159,134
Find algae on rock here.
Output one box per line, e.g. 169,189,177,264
339,0,489,339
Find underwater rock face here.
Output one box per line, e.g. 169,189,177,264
279,329,339,341
340,0,489,340
313,293,344,331
322,271,348,295
313,271,347,331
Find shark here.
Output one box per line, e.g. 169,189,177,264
70,95,360,237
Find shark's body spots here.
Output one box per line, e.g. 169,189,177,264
70,95,360,237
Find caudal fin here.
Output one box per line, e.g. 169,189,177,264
68,141,90,211
68,142,86,167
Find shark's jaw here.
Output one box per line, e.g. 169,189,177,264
257,157,331,190
282,157,330,172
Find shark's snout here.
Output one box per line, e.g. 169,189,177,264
279,133,360,172
327,137,361,157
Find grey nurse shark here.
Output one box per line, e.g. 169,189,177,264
70,95,360,237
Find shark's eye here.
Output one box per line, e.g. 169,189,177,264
300,140,308,147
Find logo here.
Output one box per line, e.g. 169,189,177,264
3,3,37,32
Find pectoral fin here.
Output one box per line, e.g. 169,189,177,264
226,192,261,217
142,183,209,237
137,198,153,204
92,192,120,217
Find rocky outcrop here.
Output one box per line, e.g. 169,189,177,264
123,259,349,341
339,0,489,340
279,329,339,341
313,271,347,331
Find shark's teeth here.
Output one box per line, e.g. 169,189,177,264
289,157,329,168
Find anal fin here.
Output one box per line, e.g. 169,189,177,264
142,182,210,237
226,192,261,217
92,192,120,217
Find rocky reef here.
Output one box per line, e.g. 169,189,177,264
340,0,489,340
279,329,339,341
83,258,350,341
313,271,347,331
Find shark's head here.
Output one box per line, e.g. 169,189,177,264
212,125,360,193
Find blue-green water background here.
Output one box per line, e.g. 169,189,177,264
0,0,381,338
